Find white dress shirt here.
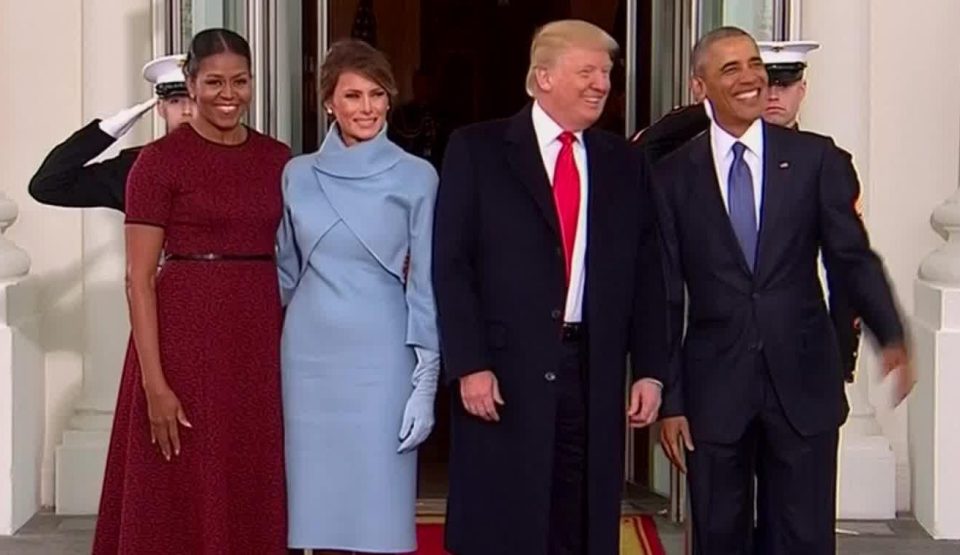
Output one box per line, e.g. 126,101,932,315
531,101,588,323
710,118,765,226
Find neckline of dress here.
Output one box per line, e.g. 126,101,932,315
186,123,253,149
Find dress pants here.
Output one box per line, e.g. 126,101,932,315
546,332,588,555
688,354,839,555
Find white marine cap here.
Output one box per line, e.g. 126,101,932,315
142,54,188,98
757,41,820,85
757,40,821,65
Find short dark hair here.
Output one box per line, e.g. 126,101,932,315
319,39,398,104
690,26,754,77
184,28,252,79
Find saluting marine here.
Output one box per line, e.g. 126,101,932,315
28,54,194,211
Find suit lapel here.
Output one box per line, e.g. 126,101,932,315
690,137,753,277
756,122,792,281
505,105,561,240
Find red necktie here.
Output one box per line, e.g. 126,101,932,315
553,131,581,285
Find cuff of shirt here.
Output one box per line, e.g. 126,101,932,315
638,377,663,388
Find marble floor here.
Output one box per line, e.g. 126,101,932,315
1,511,958,554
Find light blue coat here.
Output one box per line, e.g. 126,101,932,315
277,123,439,551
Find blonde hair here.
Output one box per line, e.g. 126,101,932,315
525,20,619,97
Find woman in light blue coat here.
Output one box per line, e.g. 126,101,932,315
277,40,440,554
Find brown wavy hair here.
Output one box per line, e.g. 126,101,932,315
319,39,398,105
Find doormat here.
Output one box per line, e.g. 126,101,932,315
412,515,665,554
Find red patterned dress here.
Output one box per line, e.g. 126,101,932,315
92,124,290,554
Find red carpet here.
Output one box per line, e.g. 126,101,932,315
412,515,665,554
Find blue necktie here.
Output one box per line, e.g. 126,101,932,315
728,142,757,271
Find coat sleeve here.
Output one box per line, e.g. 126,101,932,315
650,159,687,417
633,104,710,166
432,130,489,384
824,261,862,382
818,143,904,348
28,120,129,211
629,149,670,386
276,165,302,307
405,166,440,353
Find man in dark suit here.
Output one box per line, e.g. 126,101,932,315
433,19,667,555
652,27,914,553
28,54,193,211
634,42,864,387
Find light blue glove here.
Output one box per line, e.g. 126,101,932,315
398,346,439,453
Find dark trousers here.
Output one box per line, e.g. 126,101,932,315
688,356,839,555
546,336,588,555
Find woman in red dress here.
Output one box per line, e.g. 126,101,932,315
92,28,290,554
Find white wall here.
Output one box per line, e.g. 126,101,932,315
803,0,960,512
0,0,154,509
0,0,85,508
867,0,960,512
78,0,152,416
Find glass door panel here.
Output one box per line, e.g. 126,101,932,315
317,0,635,501
698,0,784,40
176,0,248,52
171,0,301,146
319,0,632,167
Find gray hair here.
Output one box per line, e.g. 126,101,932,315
690,26,754,77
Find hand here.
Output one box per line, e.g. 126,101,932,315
459,370,504,422
398,396,435,453
98,97,159,139
398,347,439,453
144,383,192,461
659,416,694,474
881,343,916,407
627,379,662,428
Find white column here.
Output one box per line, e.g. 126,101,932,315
0,195,43,535
912,189,960,540
54,0,153,515
801,0,897,520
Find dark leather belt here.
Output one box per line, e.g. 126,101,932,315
561,322,584,343
164,253,274,262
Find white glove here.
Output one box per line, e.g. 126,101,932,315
98,97,158,139
397,346,440,453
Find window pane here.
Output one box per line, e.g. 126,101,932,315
723,0,775,40
699,0,776,40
